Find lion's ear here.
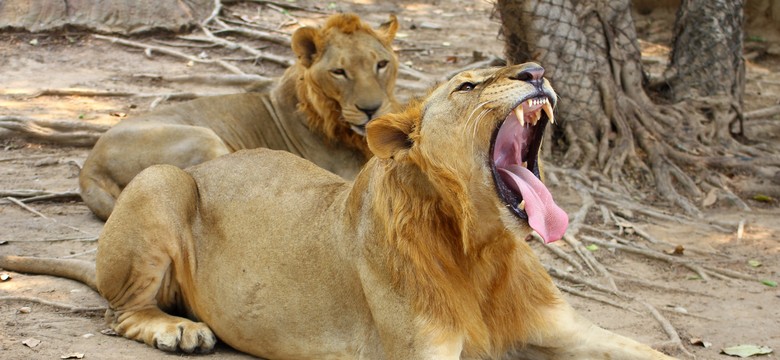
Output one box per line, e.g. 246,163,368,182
291,27,320,68
377,15,399,44
367,109,416,159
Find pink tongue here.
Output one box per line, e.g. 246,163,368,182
498,165,568,243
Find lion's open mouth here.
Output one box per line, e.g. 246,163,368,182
490,95,568,243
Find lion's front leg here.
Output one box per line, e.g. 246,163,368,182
107,308,217,353
512,300,678,360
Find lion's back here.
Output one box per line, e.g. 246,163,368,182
186,149,349,242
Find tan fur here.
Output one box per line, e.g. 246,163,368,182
1,64,676,360
79,13,399,220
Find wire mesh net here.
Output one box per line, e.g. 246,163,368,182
495,0,744,125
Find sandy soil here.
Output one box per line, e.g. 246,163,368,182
1,1,779,359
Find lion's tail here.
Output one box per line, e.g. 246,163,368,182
0,256,97,291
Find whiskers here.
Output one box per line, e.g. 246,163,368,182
463,100,496,150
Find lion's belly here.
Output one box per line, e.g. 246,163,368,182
180,149,383,359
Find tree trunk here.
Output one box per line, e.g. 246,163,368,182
667,0,745,104
496,0,778,214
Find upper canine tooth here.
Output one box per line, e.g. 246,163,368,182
514,106,525,126
542,102,554,124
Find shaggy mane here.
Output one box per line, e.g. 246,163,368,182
369,101,560,357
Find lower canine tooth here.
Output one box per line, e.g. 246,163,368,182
519,200,526,210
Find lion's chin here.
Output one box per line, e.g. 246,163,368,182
489,96,568,243
350,123,367,136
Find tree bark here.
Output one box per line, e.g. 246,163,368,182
496,0,778,214
667,0,745,104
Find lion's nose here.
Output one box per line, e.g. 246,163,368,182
512,65,545,84
357,104,381,119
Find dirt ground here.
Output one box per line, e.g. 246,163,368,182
1,1,779,359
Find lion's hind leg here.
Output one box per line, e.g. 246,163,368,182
95,164,216,353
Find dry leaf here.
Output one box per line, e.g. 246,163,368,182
752,194,774,203
721,344,773,357
109,112,127,118
22,338,41,348
664,245,685,256
690,338,712,348
61,353,85,359
702,189,718,207
0,273,11,281
18,306,32,314
419,22,442,30
761,279,778,287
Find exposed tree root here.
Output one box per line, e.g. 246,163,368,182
182,24,294,67
640,300,696,359
93,34,246,74
229,0,330,14
25,88,203,100
745,104,780,120
0,190,80,203
1,236,98,243
212,22,292,46
554,282,639,314
0,116,109,147
4,197,93,237
581,236,712,281
0,296,106,313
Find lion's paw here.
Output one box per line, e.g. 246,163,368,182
152,321,217,353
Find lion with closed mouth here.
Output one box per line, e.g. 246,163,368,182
78,13,399,220
1,63,676,359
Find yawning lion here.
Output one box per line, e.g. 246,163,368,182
79,13,400,220
1,63,675,359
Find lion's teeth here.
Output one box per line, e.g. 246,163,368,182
542,102,554,124
519,200,526,210
514,106,524,126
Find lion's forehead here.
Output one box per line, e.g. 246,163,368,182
322,32,393,64
449,68,496,84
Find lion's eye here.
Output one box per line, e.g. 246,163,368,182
456,82,476,92
377,60,389,70
330,69,347,77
